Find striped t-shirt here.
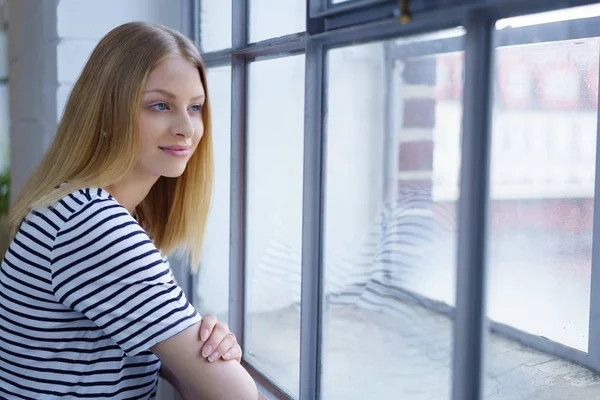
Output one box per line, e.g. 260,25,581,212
0,188,201,399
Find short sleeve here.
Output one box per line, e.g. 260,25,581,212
50,198,201,356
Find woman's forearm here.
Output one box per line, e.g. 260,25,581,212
160,365,192,398
160,362,257,400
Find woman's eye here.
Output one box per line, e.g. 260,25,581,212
151,103,168,111
190,104,203,112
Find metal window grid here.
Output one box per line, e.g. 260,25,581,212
185,0,600,399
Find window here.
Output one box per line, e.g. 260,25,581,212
489,14,599,352
322,32,463,398
245,55,305,397
196,1,600,399
249,0,305,43
199,0,232,52
195,65,232,321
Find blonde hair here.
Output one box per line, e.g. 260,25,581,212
8,22,213,270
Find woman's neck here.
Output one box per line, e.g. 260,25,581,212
104,172,159,214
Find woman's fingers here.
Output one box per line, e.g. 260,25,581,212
200,320,230,359
198,315,243,362
198,313,218,342
222,343,243,362
207,332,237,362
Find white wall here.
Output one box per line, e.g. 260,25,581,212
7,0,58,202
324,43,386,269
55,0,181,120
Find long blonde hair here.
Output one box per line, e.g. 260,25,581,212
8,22,214,270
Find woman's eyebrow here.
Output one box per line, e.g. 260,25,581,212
143,88,205,101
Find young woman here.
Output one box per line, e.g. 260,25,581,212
0,22,258,399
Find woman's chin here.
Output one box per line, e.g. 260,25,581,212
161,170,186,179
159,165,187,179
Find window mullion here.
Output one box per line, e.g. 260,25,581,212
299,37,326,400
451,10,496,400
228,0,249,350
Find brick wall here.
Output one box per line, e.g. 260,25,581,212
395,56,437,199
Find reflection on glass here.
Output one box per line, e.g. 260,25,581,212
200,0,232,52
195,66,232,322
245,55,305,397
489,8,599,353
322,33,464,399
249,0,305,43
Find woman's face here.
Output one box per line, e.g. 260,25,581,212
136,55,206,179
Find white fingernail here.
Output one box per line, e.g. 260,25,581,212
202,345,213,357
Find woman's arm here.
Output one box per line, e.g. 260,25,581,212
151,322,258,400
159,364,184,396
161,354,271,400
50,201,256,399
159,364,200,400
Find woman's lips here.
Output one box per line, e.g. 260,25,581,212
160,146,190,157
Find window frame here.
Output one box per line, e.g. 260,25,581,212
189,0,600,399
385,10,600,369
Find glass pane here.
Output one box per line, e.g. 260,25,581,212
490,5,600,353
200,0,232,52
484,5,600,398
322,30,464,399
195,65,232,322
249,0,305,43
245,55,305,397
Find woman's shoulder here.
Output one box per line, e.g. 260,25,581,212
23,187,128,239
58,187,115,206
49,187,120,217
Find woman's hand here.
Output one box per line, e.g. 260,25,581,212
199,314,243,363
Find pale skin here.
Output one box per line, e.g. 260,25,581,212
105,55,259,399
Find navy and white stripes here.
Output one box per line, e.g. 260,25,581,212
0,188,200,399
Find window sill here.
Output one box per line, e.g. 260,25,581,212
243,302,600,399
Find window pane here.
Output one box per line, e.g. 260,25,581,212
195,65,232,321
245,55,305,397
249,0,305,43
489,6,600,353
200,0,232,52
483,5,600,398
322,31,464,399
